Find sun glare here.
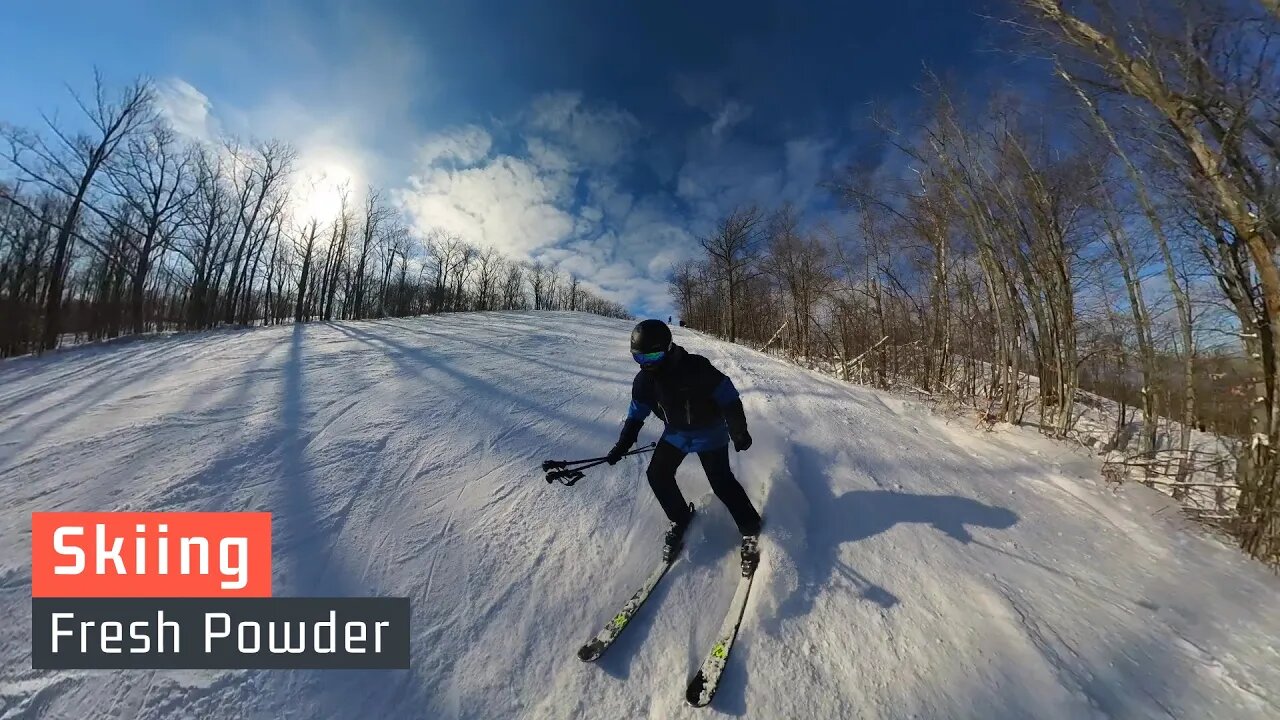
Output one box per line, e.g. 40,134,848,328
291,159,359,224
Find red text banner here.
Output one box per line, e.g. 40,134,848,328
32,512,272,598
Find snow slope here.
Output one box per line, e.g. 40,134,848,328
1,311,1277,719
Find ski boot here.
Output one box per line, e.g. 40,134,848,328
740,534,760,577
663,503,695,563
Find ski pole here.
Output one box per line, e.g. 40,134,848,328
562,442,655,471
541,442,656,472
543,443,657,485
541,455,607,472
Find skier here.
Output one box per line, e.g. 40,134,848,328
606,319,761,575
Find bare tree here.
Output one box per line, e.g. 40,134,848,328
699,205,764,342
1,73,154,349
223,141,293,324
528,261,549,310
473,246,502,311
351,188,390,319
293,220,319,323
105,123,195,333
501,259,526,310
1021,0,1280,567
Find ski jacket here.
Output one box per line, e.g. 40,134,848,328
617,345,748,454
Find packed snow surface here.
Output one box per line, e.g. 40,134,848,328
1,312,1278,719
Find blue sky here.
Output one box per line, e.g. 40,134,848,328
1,0,1002,316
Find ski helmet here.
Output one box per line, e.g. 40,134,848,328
630,319,672,365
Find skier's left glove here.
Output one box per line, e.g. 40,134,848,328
724,399,751,452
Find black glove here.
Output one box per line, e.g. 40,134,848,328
608,418,643,464
724,399,751,452
606,444,627,465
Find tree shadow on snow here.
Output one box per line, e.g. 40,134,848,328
328,321,612,446
267,324,442,719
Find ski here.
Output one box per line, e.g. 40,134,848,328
685,568,755,707
579,504,697,662
577,557,674,662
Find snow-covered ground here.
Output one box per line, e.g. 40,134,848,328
1,311,1277,719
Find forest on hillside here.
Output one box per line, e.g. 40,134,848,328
671,0,1280,566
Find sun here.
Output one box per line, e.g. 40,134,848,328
294,179,347,223
291,156,360,224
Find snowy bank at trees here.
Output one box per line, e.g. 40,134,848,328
789,348,1242,537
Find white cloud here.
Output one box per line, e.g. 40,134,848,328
673,73,752,142
783,137,833,206
154,2,704,316
164,21,833,319
676,137,781,221
397,154,576,257
673,72,723,114
396,91,701,316
526,136,573,172
153,1,440,224
585,175,634,224
154,78,219,142
420,125,492,167
527,91,642,167
675,133,832,227
398,94,650,264
710,100,752,139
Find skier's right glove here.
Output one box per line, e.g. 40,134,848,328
608,418,643,465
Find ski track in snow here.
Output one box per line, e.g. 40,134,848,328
1,311,1278,719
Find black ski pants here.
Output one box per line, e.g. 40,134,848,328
647,439,761,535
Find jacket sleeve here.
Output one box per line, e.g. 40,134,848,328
616,373,651,449
711,375,740,407
706,364,749,438
615,417,643,450
723,398,749,439
628,372,654,420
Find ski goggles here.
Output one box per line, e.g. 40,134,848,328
632,349,666,365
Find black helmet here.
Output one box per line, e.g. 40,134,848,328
630,319,672,354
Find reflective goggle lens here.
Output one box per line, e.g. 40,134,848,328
633,350,666,365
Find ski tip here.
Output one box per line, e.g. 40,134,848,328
577,643,602,662
685,673,712,707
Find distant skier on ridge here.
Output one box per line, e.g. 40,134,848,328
606,318,761,575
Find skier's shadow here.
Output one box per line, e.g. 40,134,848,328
769,447,1020,629
711,485,994,717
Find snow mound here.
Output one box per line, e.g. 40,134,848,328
1,311,1277,719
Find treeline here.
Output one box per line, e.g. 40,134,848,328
673,0,1279,565
0,76,629,358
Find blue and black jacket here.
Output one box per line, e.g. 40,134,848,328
615,344,749,454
